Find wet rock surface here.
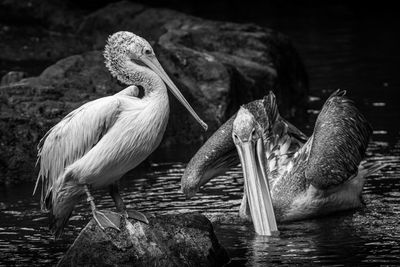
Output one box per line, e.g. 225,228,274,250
0,71,27,86
0,0,308,184
57,212,229,267
205,212,252,226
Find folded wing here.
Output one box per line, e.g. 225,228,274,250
34,96,122,210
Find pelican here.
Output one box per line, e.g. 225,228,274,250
33,31,207,238
182,90,384,235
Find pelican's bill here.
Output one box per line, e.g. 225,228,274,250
140,56,208,131
235,138,278,236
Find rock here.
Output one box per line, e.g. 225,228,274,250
0,51,123,184
205,212,252,226
0,71,27,86
0,2,308,184
57,212,229,267
77,1,148,48
155,18,308,147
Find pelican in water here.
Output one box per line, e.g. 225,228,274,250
34,31,207,238
182,90,384,235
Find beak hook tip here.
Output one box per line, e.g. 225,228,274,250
201,121,208,131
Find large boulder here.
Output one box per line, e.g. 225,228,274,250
0,51,124,184
57,212,229,267
0,1,308,184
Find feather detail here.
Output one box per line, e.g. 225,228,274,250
104,32,151,85
304,89,372,189
34,31,173,237
263,91,279,129
358,161,389,177
34,97,122,211
264,117,307,186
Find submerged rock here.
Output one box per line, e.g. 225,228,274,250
0,1,308,184
57,212,229,267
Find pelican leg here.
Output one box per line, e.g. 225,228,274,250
109,182,149,224
84,185,121,231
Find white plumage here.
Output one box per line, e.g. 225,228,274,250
34,31,206,237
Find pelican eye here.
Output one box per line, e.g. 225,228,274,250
232,133,240,143
144,48,152,55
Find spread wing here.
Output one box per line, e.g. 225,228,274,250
34,96,122,210
297,90,372,189
264,117,308,180
262,92,308,180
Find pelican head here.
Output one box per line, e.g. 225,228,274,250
181,96,276,199
104,31,207,130
232,108,263,144
232,99,278,236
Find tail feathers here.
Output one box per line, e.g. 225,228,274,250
49,208,74,239
48,182,84,239
44,187,53,211
33,174,52,212
32,175,41,196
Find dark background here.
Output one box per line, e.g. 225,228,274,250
40,0,400,22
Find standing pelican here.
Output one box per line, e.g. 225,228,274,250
34,31,207,238
182,90,384,235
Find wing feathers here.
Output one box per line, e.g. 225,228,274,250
304,90,372,189
263,91,279,127
35,96,122,210
265,118,307,179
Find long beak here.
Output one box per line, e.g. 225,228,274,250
141,56,208,131
235,138,278,236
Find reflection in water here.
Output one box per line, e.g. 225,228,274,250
1,3,400,267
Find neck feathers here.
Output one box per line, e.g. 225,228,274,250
104,46,165,98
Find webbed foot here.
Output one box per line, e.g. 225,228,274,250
93,210,122,231
124,210,149,224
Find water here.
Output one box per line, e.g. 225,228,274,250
1,3,400,266
1,153,399,265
